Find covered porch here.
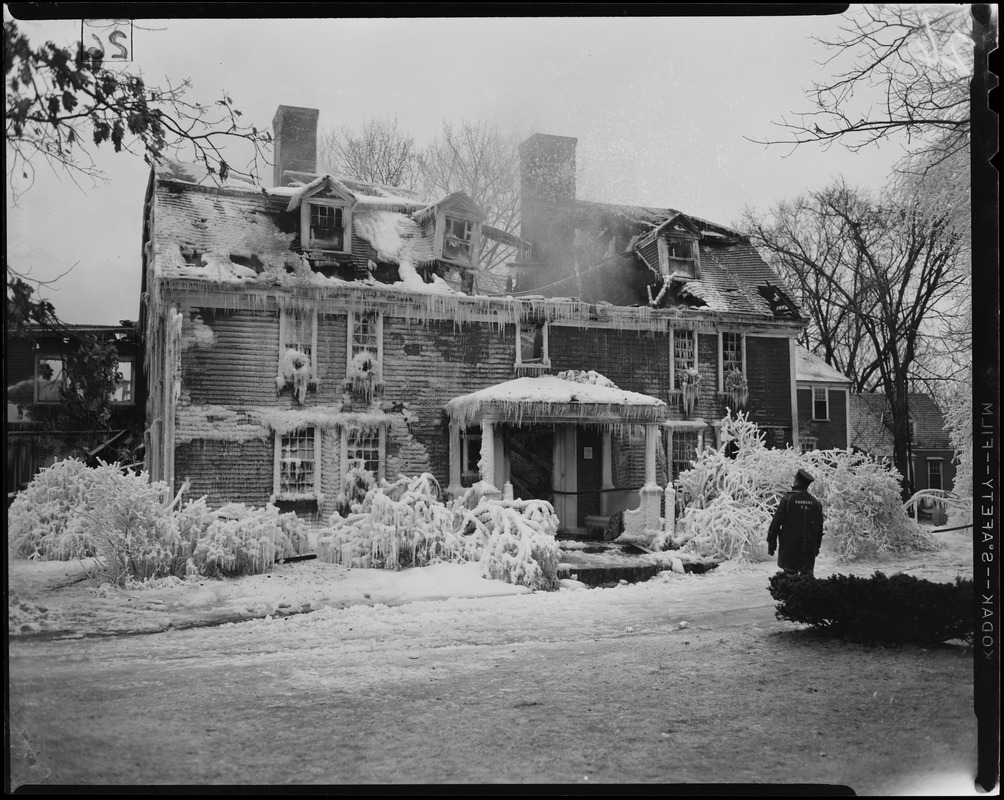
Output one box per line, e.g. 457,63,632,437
444,375,668,534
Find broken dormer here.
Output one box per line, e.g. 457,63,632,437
417,192,486,270
635,214,702,281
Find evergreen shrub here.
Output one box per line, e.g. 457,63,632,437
769,571,973,645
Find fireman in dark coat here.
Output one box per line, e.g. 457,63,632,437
767,468,824,575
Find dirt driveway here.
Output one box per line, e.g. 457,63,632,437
8,556,978,793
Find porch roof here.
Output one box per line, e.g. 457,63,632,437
445,375,667,428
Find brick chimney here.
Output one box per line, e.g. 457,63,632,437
518,133,577,284
272,106,319,187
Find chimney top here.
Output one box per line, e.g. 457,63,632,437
272,106,320,187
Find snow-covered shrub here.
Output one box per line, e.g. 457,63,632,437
8,459,99,559
191,503,298,578
675,412,938,562
318,474,561,590
319,473,470,569
334,466,377,516
8,461,309,582
463,498,561,591
802,449,939,560
75,468,187,586
276,348,316,404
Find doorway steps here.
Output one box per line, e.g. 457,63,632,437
555,535,718,588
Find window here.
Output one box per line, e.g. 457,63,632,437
812,387,829,420
515,319,549,370
111,359,135,405
281,307,316,362
671,429,701,479
722,333,743,374
302,201,350,253
671,329,697,390
461,427,482,483
927,459,943,491
799,436,819,454
345,427,383,478
35,356,65,403
442,215,476,263
276,428,318,499
349,310,381,368
660,235,699,278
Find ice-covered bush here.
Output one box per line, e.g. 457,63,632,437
319,473,472,570
318,473,562,590
8,461,310,583
802,450,939,560
462,498,561,591
275,348,316,404
674,412,938,562
191,503,299,578
8,459,102,559
333,466,376,517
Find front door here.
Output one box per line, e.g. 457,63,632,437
507,426,554,505
576,428,602,528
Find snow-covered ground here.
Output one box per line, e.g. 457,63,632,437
8,526,973,641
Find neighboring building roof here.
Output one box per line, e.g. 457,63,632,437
850,392,951,455
794,346,852,385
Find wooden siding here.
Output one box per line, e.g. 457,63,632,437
175,438,274,508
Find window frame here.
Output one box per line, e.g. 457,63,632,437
34,355,66,404
667,425,706,481
669,328,698,391
927,458,943,491
342,425,386,483
717,331,746,391
438,212,480,266
346,309,383,381
658,234,700,278
110,357,136,406
460,427,482,484
301,199,352,254
811,386,829,421
273,426,322,501
514,318,550,371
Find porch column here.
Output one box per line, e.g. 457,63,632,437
447,423,462,499
644,423,658,486
480,419,496,489
600,429,614,515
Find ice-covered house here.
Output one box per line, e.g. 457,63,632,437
141,107,806,537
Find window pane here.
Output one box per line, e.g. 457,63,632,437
347,428,381,475
723,333,742,374
672,431,700,476
351,312,379,359
280,428,316,495
673,330,696,389
36,358,64,402
520,324,543,362
310,205,344,249
444,216,473,262
112,360,134,403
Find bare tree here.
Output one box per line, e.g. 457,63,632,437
749,5,973,167
744,179,968,495
418,120,522,292
5,21,272,199
317,117,420,189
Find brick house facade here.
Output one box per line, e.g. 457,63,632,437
141,107,806,533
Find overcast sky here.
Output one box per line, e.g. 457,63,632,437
6,9,910,325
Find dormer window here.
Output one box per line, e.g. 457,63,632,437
660,235,699,278
302,200,351,253
442,215,476,264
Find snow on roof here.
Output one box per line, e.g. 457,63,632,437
353,209,433,265
445,375,667,429
794,346,851,384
